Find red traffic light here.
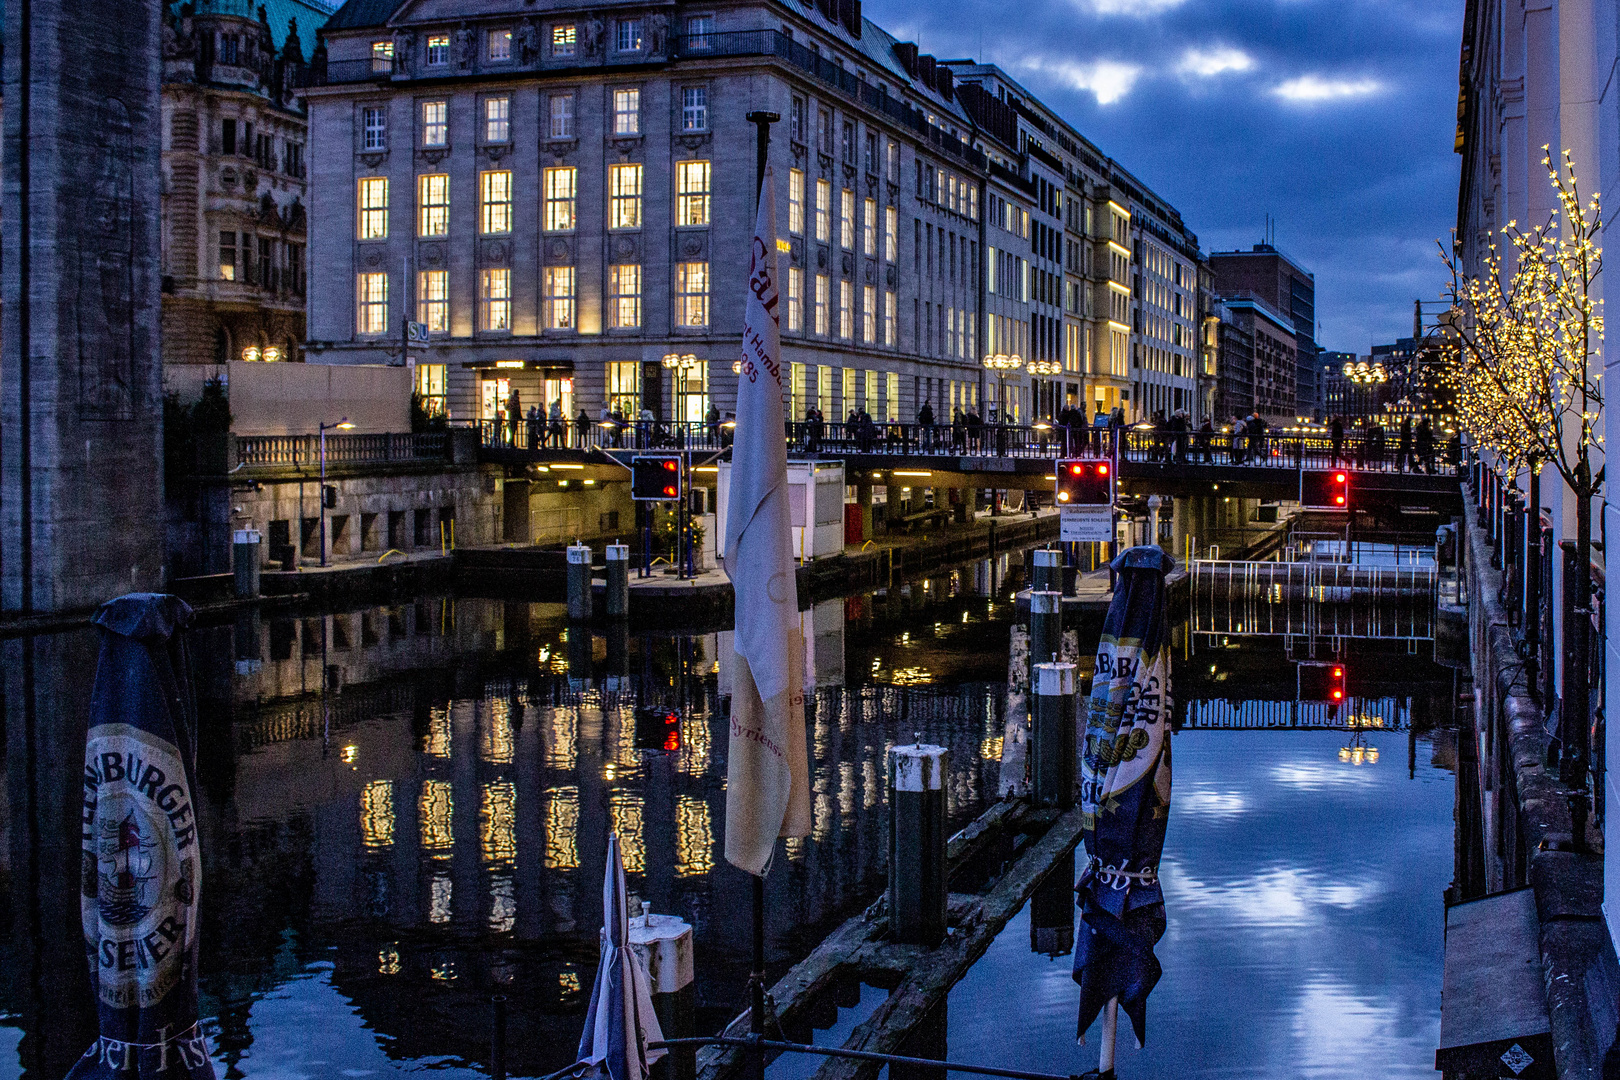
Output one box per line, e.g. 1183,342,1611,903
631,455,684,501
1097,463,1109,476
1299,662,1349,702
1055,460,1113,506
1301,469,1352,511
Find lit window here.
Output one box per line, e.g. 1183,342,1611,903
218,230,237,280
607,361,640,415
682,87,708,132
426,35,449,66
418,270,448,333
609,163,643,229
884,205,897,262
357,272,388,335
613,88,640,135
481,171,512,234
484,97,509,143
421,101,447,147
675,262,709,328
814,179,830,243
362,106,387,151
550,94,575,139
371,40,394,73
544,167,577,231
609,264,642,329
863,198,876,257
884,290,896,346
487,29,512,61
686,15,713,49
840,189,854,249
863,285,876,343
617,19,643,51
814,274,828,335
839,280,853,341
357,177,388,239
552,25,576,56
787,268,804,332
676,160,710,227
417,173,449,237
544,267,576,330
788,168,805,235
481,268,512,331
416,363,447,415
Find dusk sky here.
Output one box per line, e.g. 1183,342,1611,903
862,0,1465,353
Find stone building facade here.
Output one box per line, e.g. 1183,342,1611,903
304,0,1206,431
160,0,331,374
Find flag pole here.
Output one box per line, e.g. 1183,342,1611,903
1098,997,1118,1078
743,106,779,1080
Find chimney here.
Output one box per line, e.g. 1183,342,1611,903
917,53,936,84
937,66,954,100
895,42,918,76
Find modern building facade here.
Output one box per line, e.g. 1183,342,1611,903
1209,242,1317,418
161,0,332,371
1212,295,1295,421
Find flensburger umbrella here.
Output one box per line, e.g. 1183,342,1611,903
70,593,216,1079
1074,546,1175,1064
578,834,666,1080
722,164,811,876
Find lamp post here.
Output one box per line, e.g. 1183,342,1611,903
318,418,355,567
982,353,1022,422
662,352,700,424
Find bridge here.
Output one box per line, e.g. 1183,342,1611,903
476,419,1463,512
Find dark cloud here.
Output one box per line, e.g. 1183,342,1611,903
863,0,1464,350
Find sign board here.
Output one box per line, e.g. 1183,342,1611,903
1060,505,1114,543
407,321,431,345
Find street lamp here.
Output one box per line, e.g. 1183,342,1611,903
318,417,355,567
983,353,1022,422
663,352,700,423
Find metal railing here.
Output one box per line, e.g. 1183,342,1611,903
234,432,449,469
1189,560,1438,640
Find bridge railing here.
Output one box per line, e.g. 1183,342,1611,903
235,432,449,469
471,415,1462,475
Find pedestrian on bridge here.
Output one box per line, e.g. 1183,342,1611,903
576,408,591,449
527,403,542,448
1368,419,1387,469
952,407,966,452
1398,416,1413,473
918,400,935,450
706,401,721,446
1197,417,1214,463
1246,411,1268,462
1231,414,1248,464
1330,416,1345,466
549,399,566,447
1416,416,1434,475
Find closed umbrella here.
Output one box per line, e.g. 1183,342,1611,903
70,593,215,1079
1073,546,1176,1074
578,834,666,1080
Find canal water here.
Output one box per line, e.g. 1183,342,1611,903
0,551,1456,1080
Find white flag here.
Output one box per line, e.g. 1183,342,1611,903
723,167,811,876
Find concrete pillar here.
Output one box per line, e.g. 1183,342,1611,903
3,0,167,612
502,478,532,543
1029,590,1062,689
1032,662,1076,809
233,529,262,598
605,543,630,618
632,913,697,1080
888,743,948,946
566,543,593,621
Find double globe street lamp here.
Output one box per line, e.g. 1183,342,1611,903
983,353,1022,422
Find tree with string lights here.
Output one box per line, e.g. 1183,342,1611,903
1442,145,1603,789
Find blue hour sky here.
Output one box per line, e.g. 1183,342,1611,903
863,0,1464,352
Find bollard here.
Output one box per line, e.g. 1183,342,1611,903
631,912,697,1080
1032,548,1063,594
605,543,631,618
567,543,594,621
490,994,507,1080
888,743,948,946
605,621,630,692
1032,662,1076,809
1028,590,1062,691
233,529,262,599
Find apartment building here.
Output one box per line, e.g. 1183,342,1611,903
1209,242,1317,418
305,0,993,429
161,0,332,370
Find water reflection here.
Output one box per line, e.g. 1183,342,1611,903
0,554,1454,1080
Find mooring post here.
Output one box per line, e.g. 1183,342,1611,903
889,742,948,946
631,912,697,1080
1028,590,1062,693
233,528,262,599
567,543,594,621
1032,662,1076,809
606,542,630,618
490,994,507,1080
1032,548,1063,594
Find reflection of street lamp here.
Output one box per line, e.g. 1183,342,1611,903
318,418,355,567
983,353,1022,421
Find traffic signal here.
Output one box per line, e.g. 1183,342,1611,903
1298,662,1348,702
1300,469,1351,511
634,706,682,752
630,455,682,501
1055,459,1112,505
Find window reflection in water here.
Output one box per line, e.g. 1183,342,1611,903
422,705,452,759
360,779,395,849
482,699,515,764
544,785,580,870
419,779,454,856
610,792,646,873
481,780,517,866
546,707,578,770
674,794,712,878
428,872,452,924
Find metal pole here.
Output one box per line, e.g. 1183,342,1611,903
491,994,508,1080
319,426,328,567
